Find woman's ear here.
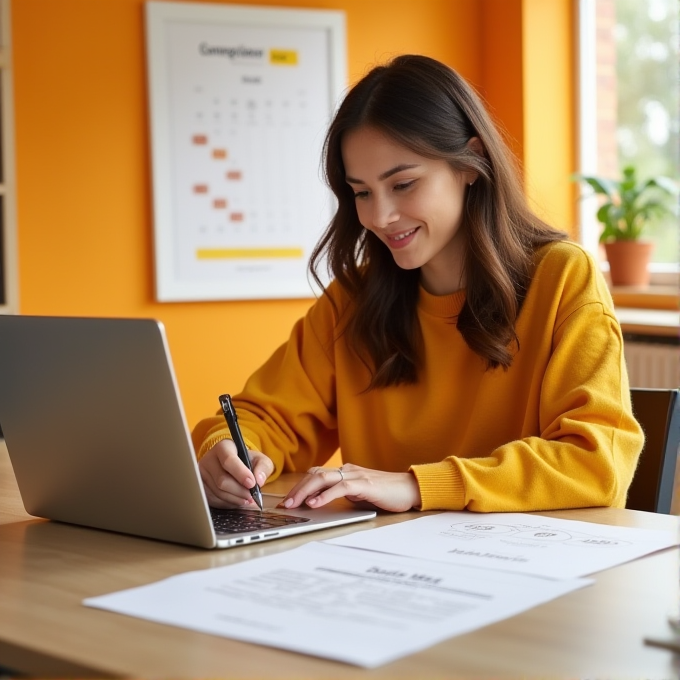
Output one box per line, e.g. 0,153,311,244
465,136,484,185
467,136,485,156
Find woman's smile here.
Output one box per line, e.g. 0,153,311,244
386,227,419,247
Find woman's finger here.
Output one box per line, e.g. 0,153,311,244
213,441,258,491
198,442,260,506
251,452,275,487
303,477,353,508
199,460,254,507
209,452,252,500
283,467,345,508
296,466,343,490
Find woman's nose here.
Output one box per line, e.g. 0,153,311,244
371,195,399,230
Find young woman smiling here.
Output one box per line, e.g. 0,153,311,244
192,55,643,514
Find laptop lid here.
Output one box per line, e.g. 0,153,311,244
0,316,375,549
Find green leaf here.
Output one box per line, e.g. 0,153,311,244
576,175,616,197
596,203,614,224
647,176,679,195
573,166,677,241
620,178,637,193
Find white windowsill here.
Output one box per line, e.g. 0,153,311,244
615,307,680,338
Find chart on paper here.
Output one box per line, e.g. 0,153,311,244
147,6,344,300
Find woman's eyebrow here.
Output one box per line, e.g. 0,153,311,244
346,163,421,184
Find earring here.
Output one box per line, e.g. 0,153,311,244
468,181,475,186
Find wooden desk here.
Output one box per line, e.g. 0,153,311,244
1,442,679,679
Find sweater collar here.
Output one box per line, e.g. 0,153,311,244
418,286,466,318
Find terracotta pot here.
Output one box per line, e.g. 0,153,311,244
603,240,654,286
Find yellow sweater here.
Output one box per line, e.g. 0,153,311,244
192,241,643,512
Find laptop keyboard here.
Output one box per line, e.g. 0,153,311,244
210,507,310,535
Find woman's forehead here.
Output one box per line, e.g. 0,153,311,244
342,127,425,166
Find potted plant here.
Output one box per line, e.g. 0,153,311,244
573,165,678,286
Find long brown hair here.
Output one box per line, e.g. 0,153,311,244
309,55,566,388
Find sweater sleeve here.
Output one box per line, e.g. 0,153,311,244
412,248,644,512
191,287,342,480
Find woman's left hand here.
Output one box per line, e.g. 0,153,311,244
281,463,422,513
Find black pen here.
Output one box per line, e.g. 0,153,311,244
218,394,264,512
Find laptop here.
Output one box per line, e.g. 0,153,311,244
0,315,376,548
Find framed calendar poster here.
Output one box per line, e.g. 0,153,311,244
145,2,347,301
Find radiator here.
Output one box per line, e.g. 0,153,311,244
624,341,680,388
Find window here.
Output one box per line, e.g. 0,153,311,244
0,0,16,313
578,0,679,274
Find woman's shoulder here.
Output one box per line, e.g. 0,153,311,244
305,278,355,326
530,239,613,310
532,239,604,286
533,239,595,271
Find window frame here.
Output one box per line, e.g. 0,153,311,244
0,0,17,315
575,0,680,285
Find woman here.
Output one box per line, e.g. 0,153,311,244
192,55,642,514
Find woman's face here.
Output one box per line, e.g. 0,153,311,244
341,125,477,295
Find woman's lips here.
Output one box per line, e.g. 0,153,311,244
386,227,419,249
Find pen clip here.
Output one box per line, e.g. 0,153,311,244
219,394,236,420
219,394,249,466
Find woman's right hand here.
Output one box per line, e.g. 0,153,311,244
198,439,274,508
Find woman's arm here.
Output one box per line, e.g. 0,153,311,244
412,301,642,512
191,286,345,504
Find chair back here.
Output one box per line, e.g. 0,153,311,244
627,388,680,514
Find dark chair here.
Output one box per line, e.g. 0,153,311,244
627,388,680,514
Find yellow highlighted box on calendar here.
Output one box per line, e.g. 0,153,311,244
197,247,304,260
269,49,298,66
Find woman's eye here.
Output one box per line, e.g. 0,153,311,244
353,190,369,200
394,180,416,192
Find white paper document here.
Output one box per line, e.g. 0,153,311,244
327,513,678,580
84,542,590,668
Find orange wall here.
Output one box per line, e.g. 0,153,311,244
480,0,524,161
480,0,576,234
522,0,576,231
12,0,483,429
12,0,574,430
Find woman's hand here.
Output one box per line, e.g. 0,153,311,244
281,463,422,513
198,439,274,508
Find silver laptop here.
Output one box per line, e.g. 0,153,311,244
0,315,375,548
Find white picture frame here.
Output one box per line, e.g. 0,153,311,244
145,1,347,301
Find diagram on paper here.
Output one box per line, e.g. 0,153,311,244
441,521,633,549
327,511,676,579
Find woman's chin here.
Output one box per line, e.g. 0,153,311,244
390,253,423,271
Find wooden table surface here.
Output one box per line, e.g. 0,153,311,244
1,442,679,679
